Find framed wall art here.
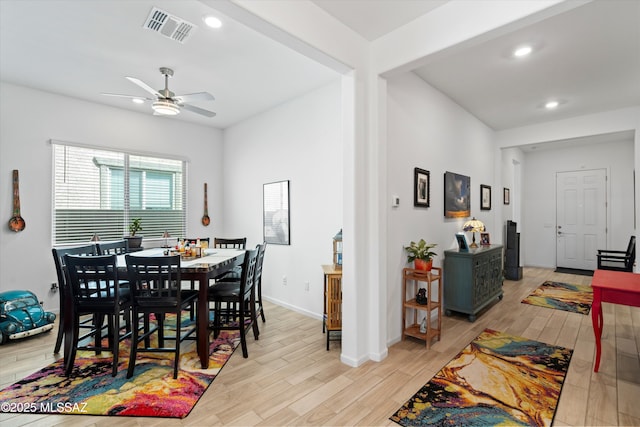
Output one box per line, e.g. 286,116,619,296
263,180,290,245
444,171,470,218
414,167,430,207
480,184,491,210
503,187,510,205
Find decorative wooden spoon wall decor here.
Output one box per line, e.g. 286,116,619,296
202,182,210,226
8,169,26,232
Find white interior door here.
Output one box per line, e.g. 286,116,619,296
556,169,607,270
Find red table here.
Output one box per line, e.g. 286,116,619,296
591,269,640,372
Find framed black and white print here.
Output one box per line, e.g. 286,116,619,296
504,188,510,205
263,180,290,245
414,168,430,207
480,184,491,210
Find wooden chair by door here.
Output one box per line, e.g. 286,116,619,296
51,244,98,356
597,236,636,272
64,254,131,377
125,254,198,379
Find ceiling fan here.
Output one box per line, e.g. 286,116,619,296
102,67,216,117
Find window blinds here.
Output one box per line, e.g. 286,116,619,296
52,142,186,245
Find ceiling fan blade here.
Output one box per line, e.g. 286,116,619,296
126,76,162,97
101,92,152,100
181,103,217,117
174,92,215,103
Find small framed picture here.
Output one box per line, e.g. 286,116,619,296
480,232,491,246
455,233,469,252
480,184,491,210
414,168,430,207
503,188,510,205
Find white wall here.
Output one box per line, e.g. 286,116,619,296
0,82,224,312
522,139,634,268
222,81,343,318
386,72,496,343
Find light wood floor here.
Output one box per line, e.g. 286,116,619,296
1,267,639,426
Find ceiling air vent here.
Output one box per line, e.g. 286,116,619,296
143,7,196,44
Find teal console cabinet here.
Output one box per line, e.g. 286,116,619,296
443,245,503,322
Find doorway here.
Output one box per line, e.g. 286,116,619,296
556,169,607,270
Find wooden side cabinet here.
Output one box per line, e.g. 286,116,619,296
322,265,342,350
402,267,442,349
443,244,503,322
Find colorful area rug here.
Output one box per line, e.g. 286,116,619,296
521,280,593,315
390,329,573,427
0,314,239,418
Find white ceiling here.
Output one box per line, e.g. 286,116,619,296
0,0,340,129
1,0,638,132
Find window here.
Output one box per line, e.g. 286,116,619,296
52,142,186,245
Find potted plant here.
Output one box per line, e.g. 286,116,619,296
125,218,143,249
405,239,437,271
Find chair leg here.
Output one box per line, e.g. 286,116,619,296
127,310,139,379
111,312,120,377
258,285,265,323
54,310,64,354
65,317,80,376
239,307,248,358
173,313,180,380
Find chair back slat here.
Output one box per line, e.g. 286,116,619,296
125,255,182,306
97,240,129,255
214,238,246,249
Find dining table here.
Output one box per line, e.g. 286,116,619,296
119,247,245,369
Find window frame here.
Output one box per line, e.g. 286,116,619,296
51,140,187,246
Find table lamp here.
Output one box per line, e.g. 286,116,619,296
463,217,485,248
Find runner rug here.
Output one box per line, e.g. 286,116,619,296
390,329,573,427
521,280,593,315
0,315,240,418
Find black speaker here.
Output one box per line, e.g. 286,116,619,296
505,221,522,280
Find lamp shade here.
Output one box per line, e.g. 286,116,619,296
463,217,485,233
463,217,485,248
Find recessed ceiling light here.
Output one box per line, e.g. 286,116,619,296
132,98,145,105
545,101,559,109
513,45,532,57
203,15,222,29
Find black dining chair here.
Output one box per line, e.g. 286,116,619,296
125,254,198,379
213,237,247,281
97,239,130,255
64,254,131,377
208,247,260,358
254,242,267,322
51,244,98,356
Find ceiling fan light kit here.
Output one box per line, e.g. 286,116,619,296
152,99,180,115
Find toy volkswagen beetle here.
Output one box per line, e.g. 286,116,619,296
0,290,56,344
